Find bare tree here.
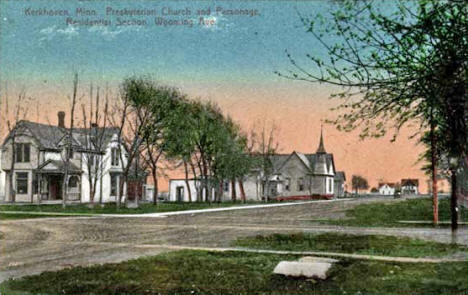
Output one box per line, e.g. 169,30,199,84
61,73,79,208
81,84,111,206
141,137,164,205
1,86,33,203
248,121,279,202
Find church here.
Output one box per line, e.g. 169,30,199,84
169,129,346,202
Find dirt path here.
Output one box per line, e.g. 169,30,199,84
1,197,466,282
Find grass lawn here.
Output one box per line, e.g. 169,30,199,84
235,232,468,258
1,250,468,295
327,198,468,227
0,213,71,220
0,201,260,216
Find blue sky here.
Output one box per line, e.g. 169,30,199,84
0,0,335,88
0,1,429,189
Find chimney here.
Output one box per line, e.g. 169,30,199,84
58,111,65,128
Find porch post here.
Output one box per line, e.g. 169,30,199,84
37,173,41,204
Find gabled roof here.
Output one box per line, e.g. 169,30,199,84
261,151,336,176
334,171,346,181
3,121,66,149
306,153,335,175
401,179,419,187
379,182,395,188
2,120,119,152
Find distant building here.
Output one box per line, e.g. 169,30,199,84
169,129,346,201
334,171,346,197
401,179,419,195
378,183,395,195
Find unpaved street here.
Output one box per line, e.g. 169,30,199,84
1,198,467,282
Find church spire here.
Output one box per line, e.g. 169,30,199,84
316,124,326,154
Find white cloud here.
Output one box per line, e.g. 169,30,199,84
56,26,79,39
39,25,79,42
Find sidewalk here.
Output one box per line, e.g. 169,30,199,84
97,198,354,218
0,198,353,219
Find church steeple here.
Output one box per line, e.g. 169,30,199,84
316,124,326,154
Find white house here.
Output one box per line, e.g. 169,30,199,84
378,183,395,195
169,175,261,202
0,112,142,203
401,179,419,195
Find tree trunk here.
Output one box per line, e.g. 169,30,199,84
152,170,158,205
231,179,237,202
239,179,246,203
99,172,103,205
134,158,139,208
37,174,41,204
218,181,223,203
430,120,438,225
9,139,16,202
30,175,34,203
123,175,129,208
184,161,192,202
450,168,458,234
62,172,68,209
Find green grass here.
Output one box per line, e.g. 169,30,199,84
2,250,468,295
0,213,70,220
0,201,260,216
328,198,468,227
235,232,468,258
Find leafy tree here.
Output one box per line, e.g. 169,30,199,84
279,0,468,230
351,175,369,195
110,77,154,208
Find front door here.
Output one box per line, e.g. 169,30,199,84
176,186,184,202
49,176,62,200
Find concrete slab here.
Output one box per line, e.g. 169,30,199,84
273,261,332,280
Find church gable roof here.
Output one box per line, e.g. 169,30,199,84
277,151,312,172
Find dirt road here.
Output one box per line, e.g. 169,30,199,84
1,197,466,282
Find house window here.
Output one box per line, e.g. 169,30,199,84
285,178,291,191
111,148,120,166
15,143,30,163
16,172,28,194
297,177,304,191
68,176,79,188
223,180,229,192
110,173,119,196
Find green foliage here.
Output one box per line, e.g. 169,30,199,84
281,0,468,164
330,198,468,227
0,202,260,216
3,250,468,295
351,175,369,193
235,232,467,258
122,76,253,201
